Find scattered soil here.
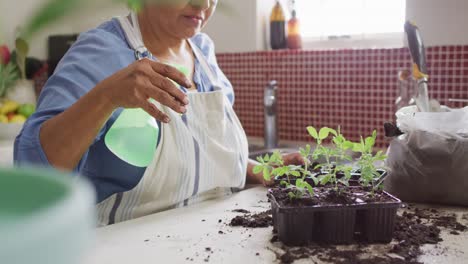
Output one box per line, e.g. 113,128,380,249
462,213,468,221
264,205,468,264
277,244,420,264
390,211,441,261
232,209,250,213
230,210,273,228
270,235,279,243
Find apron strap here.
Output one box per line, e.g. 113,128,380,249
188,39,222,90
117,12,151,60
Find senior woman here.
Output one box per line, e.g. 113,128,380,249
14,0,303,225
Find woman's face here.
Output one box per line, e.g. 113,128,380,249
142,0,217,39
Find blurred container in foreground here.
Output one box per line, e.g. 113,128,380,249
0,167,95,264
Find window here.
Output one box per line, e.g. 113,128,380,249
293,0,407,48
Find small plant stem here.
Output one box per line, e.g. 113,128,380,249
303,158,308,181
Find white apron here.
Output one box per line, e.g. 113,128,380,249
96,13,248,226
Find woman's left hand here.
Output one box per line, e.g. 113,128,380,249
247,152,305,187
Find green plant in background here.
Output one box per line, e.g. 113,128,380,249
352,130,387,194
0,63,20,97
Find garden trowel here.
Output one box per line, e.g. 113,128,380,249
405,21,431,112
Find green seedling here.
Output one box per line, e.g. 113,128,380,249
307,126,354,192
254,126,387,199
254,149,316,200
353,130,387,194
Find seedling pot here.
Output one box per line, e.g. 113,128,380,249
268,187,401,245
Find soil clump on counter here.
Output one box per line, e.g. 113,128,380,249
229,210,273,228
228,205,467,263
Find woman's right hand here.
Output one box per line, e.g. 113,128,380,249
97,58,192,123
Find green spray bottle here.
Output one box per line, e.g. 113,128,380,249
104,65,189,167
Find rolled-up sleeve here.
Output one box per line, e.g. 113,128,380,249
14,22,133,172
13,77,94,171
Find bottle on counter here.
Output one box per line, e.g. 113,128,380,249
270,0,287,50
287,0,302,49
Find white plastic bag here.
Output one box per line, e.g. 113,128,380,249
384,106,468,206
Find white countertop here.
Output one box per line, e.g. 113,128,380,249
82,186,468,264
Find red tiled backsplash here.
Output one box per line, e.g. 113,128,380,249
217,46,468,148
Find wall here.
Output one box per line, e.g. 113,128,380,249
406,0,468,47
202,0,257,53
218,46,468,148
202,0,277,53
3,0,468,58
205,0,468,52
0,0,128,59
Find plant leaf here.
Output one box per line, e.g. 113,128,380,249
319,174,332,185
318,127,331,140
307,126,318,139
314,163,323,170
126,0,143,12
280,180,289,186
15,38,29,79
352,142,364,152
365,136,375,149
296,178,304,188
289,171,301,177
343,140,354,150
263,168,271,181
253,165,263,174
304,182,314,196
0,63,20,97
20,0,82,40
310,175,319,186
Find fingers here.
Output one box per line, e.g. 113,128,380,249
143,83,187,114
140,98,171,123
263,179,275,187
135,59,189,106
149,61,192,89
283,152,305,166
133,60,188,114
149,71,189,106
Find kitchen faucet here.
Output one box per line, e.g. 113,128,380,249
264,80,278,149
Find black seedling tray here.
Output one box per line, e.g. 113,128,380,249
268,188,401,245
